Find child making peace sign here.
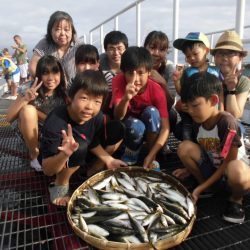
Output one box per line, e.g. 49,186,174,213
7,55,67,171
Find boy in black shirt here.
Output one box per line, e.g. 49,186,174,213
40,70,126,206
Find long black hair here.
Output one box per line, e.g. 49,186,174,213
35,55,67,100
144,30,169,75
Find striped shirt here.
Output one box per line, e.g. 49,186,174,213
33,37,84,85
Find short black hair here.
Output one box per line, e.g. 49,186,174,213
120,46,153,72
104,31,128,50
181,41,206,54
68,70,108,101
180,72,222,103
75,44,99,65
46,11,76,45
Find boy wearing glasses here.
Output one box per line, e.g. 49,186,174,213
100,30,128,90
111,46,170,169
100,30,128,114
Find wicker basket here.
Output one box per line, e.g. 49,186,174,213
67,167,196,250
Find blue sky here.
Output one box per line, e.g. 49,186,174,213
0,0,249,62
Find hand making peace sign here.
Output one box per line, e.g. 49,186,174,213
125,71,140,100
23,77,43,102
224,66,243,91
58,124,79,157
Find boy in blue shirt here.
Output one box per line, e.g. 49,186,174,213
172,32,220,142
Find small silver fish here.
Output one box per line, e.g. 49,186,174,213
88,224,109,238
93,176,112,190
79,214,88,232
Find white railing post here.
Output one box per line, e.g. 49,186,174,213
88,0,145,50
83,34,87,44
235,0,245,38
235,0,245,68
100,25,104,53
136,2,141,46
114,16,119,31
173,0,180,66
89,32,93,45
209,34,214,63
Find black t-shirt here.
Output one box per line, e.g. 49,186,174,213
40,105,104,167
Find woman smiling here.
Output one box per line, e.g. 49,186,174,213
29,11,84,85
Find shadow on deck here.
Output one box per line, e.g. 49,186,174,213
0,102,250,249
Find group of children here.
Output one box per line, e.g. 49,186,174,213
5,24,250,224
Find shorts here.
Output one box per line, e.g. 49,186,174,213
18,63,28,78
11,72,20,85
123,106,161,150
198,147,227,190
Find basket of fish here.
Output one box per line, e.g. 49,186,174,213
67,167,196,250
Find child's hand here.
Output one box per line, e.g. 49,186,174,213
106,158,127,170
58,124,79,157
224,66,242,91
24,77,43,102
172,168,190,180
192,185,203,203
175,99,188,112
143,155,155,170
172,64,184,82
125,71,139,100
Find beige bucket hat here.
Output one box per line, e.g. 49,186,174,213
210,30,248,57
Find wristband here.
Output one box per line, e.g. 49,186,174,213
220,129,236,158
225,90,236,95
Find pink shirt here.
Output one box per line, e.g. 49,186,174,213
111,73,168,118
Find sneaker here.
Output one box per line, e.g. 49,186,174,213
121,147,140,165
222,201,245,224
6,95,17,100
30,159,43,172
245,138,250,150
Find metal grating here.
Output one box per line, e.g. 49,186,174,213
0,116,89,250
0,113,250,250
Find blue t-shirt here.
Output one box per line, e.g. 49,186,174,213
181,65,220,90
185,65,220,78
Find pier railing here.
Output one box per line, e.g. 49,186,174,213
88,0,249,65
89,0,145,53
